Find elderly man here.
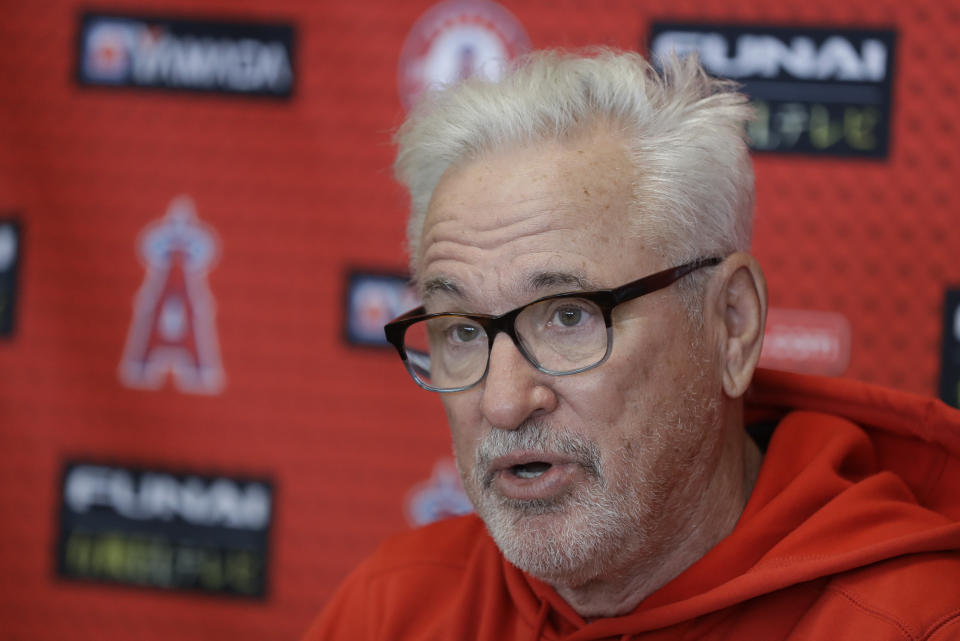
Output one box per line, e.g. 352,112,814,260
305,50,960,640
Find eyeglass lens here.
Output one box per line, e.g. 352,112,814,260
402,296,608,390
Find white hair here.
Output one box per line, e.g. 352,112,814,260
394,48,754,284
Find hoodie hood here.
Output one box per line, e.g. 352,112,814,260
502,369,960,640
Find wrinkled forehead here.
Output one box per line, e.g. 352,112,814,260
425,126,633,215
414,132,651,310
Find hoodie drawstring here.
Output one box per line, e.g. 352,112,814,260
530,599,635,641
532,600,549,640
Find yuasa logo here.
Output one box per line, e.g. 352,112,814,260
65,464,271,530
77,13,295,97
344,271,420,346
130,28,292,93
119,196,224,394
652,31,889,82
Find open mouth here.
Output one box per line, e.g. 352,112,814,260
511,461,552,479
491,457,582,501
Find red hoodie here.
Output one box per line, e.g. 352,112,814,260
304,370,960,640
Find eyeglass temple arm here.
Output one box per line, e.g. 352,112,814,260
612,257,723,304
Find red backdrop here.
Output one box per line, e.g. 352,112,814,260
1,0,958,639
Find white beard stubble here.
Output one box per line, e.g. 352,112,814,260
459,420,661,588
457,369,719,591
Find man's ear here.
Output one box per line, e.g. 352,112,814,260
707,252,768,399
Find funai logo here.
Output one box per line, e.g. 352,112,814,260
119,196,224,394
649,23,897,157
64,464,271,529
57,461,274,598
77,12,295,98
651,29,889,82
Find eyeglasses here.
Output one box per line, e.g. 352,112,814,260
384,257,722,392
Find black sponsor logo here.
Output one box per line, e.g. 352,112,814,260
76,12,295,99
649,23,896,158
344,270,419,347
940,289,960,409
56,461,273,598
0,219,21,338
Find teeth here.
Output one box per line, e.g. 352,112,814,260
513,462,551,479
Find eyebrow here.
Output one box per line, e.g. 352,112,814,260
527,271,597,293
421,276,464,303
420,270,600,307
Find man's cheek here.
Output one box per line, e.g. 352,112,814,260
444,410,481,473
562,375,631,430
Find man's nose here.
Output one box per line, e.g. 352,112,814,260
480,333,558,430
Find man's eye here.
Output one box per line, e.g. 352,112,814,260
452,324,481,342
553,306,584,327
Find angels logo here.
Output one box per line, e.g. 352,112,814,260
406,459,473,527
81,19,138,83
119,196,224,394
397,0,531,110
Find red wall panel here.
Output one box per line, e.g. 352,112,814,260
0,0,958,639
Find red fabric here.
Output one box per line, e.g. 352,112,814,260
303,370,960,640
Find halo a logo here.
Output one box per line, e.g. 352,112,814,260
398,0,531,110
406,459,473,527
119,196,224,394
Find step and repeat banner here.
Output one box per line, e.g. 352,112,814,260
1,0,959,638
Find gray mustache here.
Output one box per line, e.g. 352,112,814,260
474,421,602,488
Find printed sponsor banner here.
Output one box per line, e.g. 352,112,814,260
398,0,531,110
344,270,419,347
119,196,225,394
649,23,896,158
56,461,273,598
939,289,960,409
0,219,20,338
758,308,852,376
76,12,295,99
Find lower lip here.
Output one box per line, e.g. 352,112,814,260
492,463,585,501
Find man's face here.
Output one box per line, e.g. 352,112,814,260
416,128,726,587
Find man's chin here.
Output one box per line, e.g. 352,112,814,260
496,531,604,588
477,499,607,584
476,496,570,544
